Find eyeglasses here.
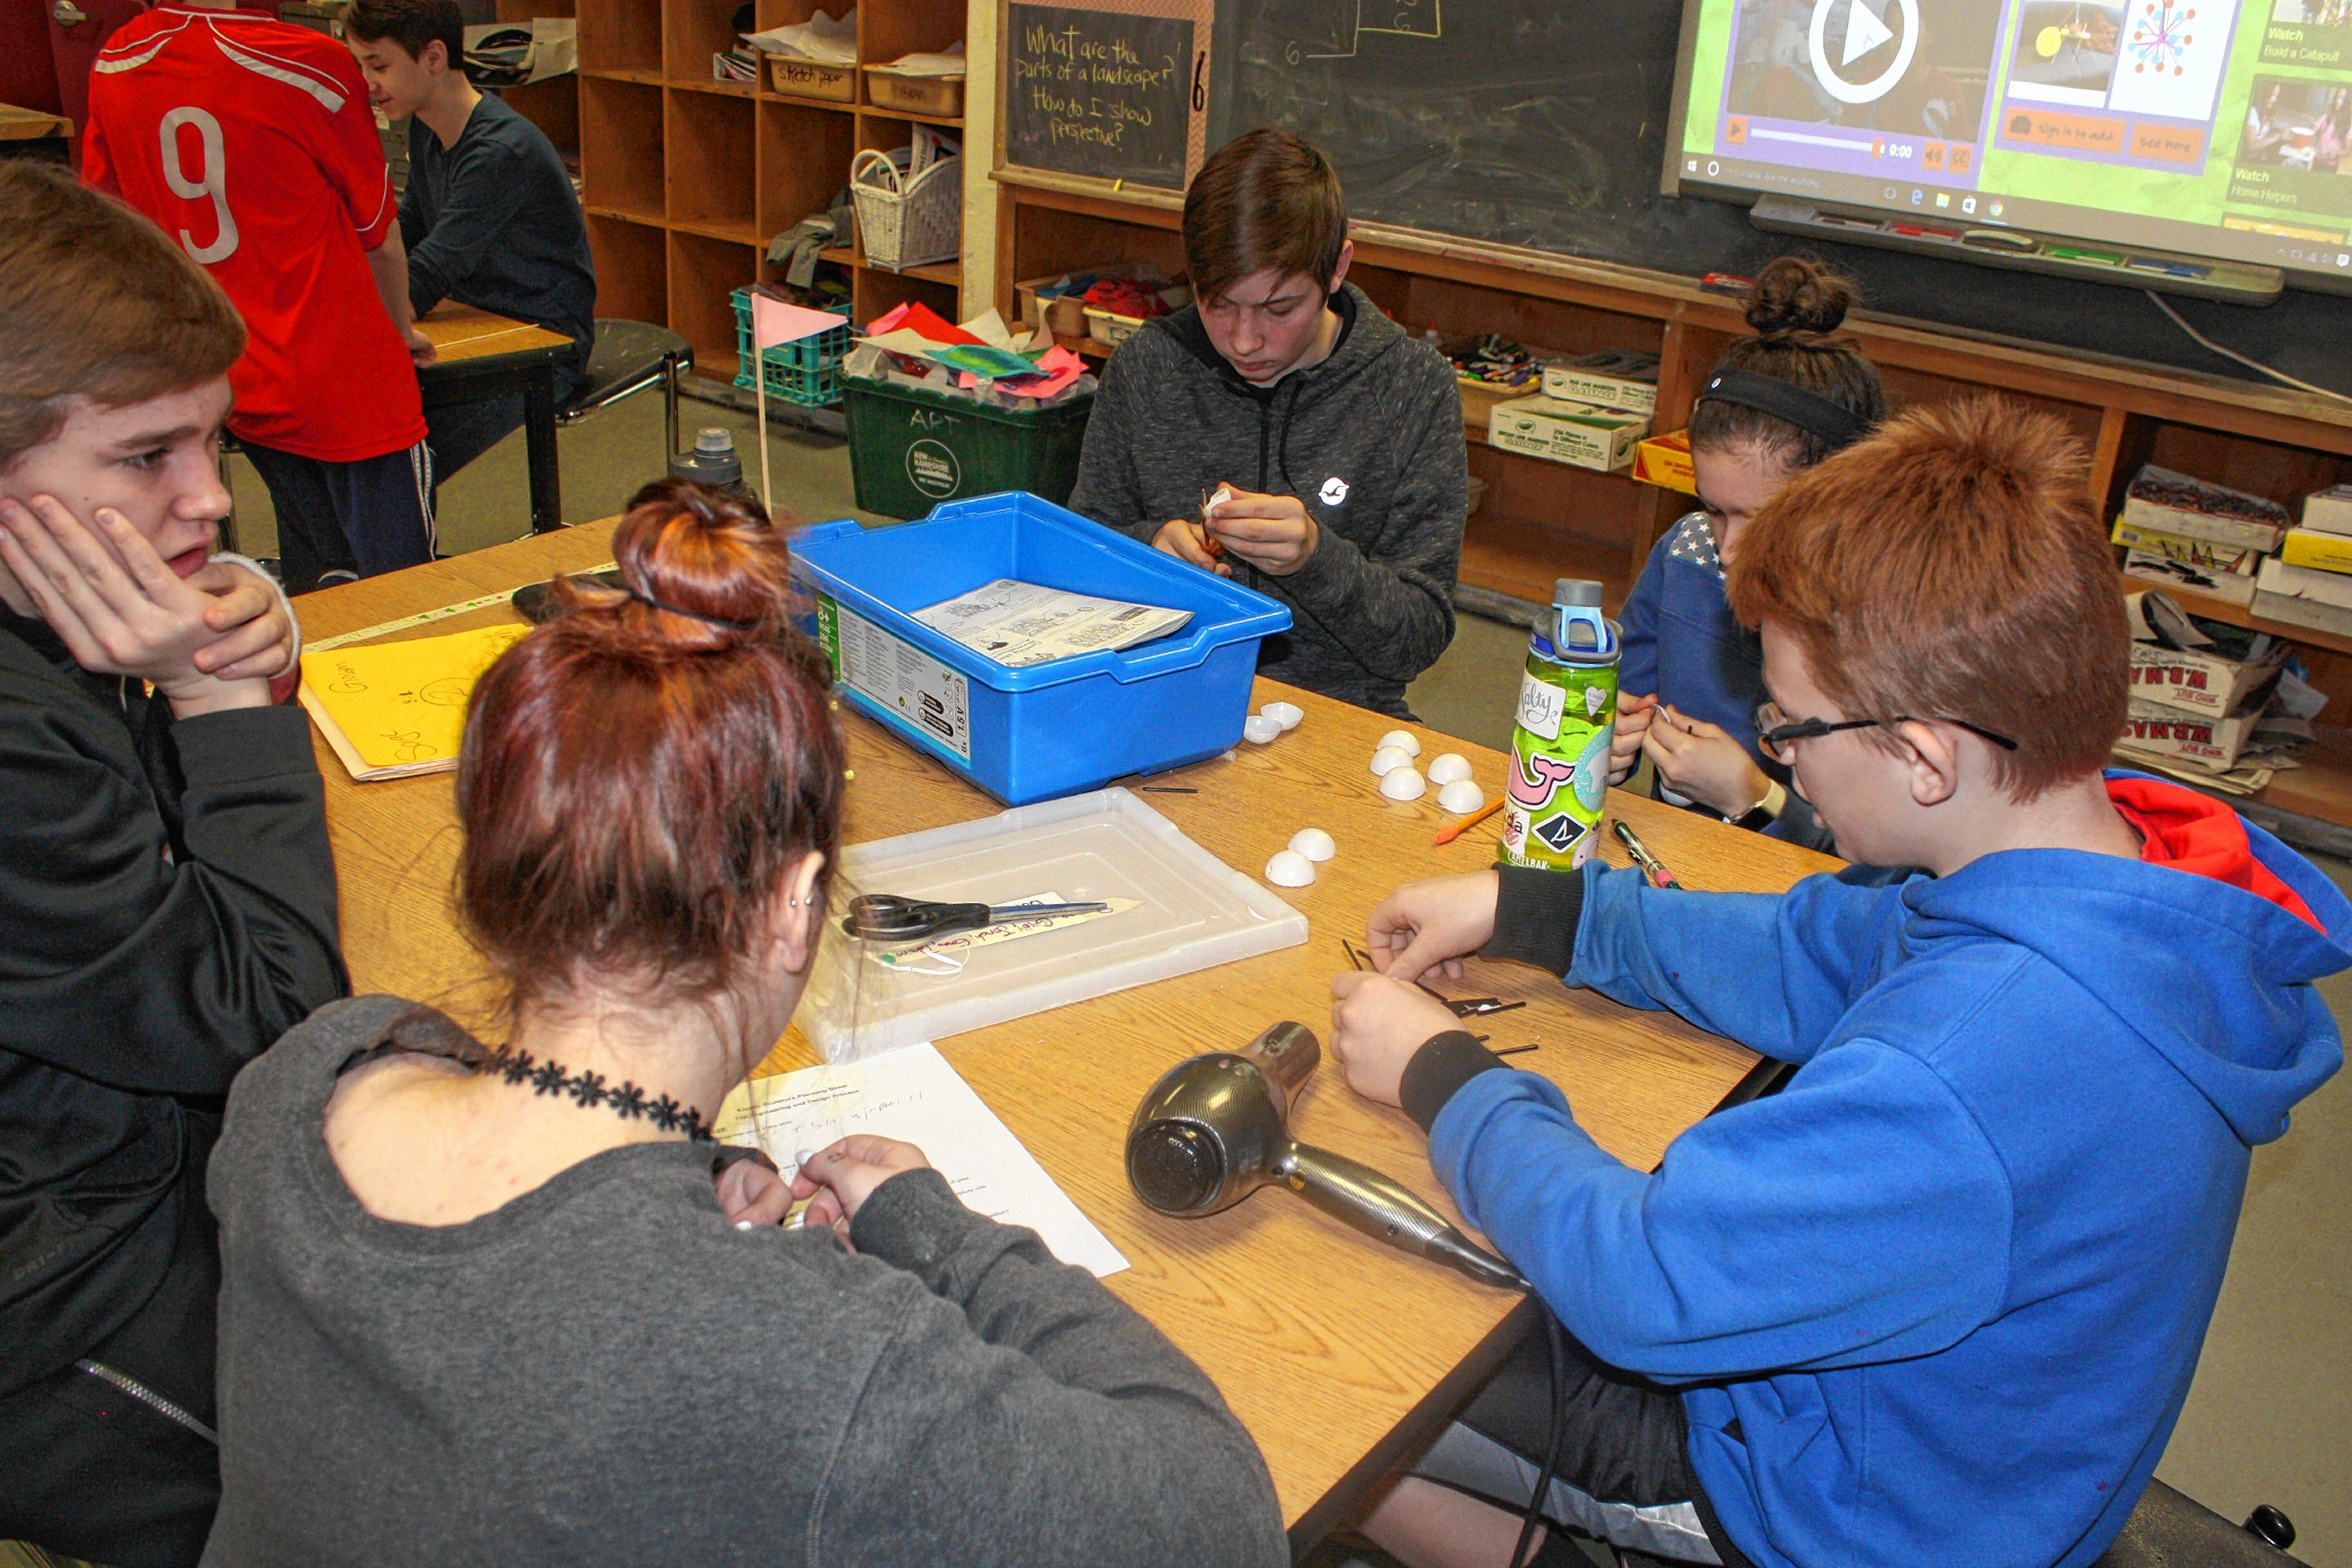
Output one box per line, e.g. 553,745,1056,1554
1754,701,2020,766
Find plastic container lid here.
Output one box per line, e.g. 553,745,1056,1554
1553,578,1604,608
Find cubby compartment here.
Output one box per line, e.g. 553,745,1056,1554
665,88,758,241
579,77,664,220
857,0,965,81
665,0,746,82
586,213,668,323
759,100,856,239
670,230,761,384
577,0,661,74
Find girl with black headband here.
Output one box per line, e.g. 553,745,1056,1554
1606,257,1886,844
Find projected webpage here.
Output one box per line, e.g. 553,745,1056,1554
1674,0,2352,280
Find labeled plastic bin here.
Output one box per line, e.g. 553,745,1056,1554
731,290,852,408
843,372,1092,519
791,492,1291,804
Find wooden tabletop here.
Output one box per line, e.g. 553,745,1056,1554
296,527,1841,1546
415,303,570,363
0,104,71,141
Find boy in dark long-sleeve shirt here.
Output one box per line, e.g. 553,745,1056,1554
348,0,596,481
1068,130,1465,718
0,162,344,1568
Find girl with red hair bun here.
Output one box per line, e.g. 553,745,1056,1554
201,479,1289,1567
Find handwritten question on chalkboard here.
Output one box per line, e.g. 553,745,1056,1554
1005,3,1194,189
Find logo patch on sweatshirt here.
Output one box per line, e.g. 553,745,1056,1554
1319,476,1350,507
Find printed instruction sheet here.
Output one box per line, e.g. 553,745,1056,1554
913,579,1190,668
714,1043,1129,1277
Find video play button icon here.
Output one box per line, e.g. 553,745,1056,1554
1842,0,1893,66
1809,0,1918,104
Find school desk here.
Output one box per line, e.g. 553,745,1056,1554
296,524,1841,1555
414,304,573,535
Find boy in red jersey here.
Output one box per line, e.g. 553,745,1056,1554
83,0,438,593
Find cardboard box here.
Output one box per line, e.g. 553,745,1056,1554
2127,639,2284,718
1540,349,1660,413
2111,517,2263,575
2281,527,2352,574
2121,465,2290,553
2122,698,2264,771
2257,554,2352,612
2123,550,2259,604
1632,429,1696,494
2301,484,2352,538
1487,395,1647,472
2252,588,2352,641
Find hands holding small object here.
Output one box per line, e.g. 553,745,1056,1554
1155,482,1322,579
0,493,291,717
1327,873,1511,1105
1642,703,1773,819
788,1136,932,1242
1610,691,1659,786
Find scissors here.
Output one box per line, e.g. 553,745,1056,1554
842,894,1110,943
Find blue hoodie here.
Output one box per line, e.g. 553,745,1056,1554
1425,800,2347,1567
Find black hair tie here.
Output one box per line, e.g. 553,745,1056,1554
1697,368,1871,452
628,589,760,633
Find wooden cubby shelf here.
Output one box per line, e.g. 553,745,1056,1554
544,0,970,387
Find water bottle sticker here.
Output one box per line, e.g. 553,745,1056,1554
1507,748,1578,815
1515,673,1566,740
1586,684,1609,718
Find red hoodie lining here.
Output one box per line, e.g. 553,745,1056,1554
2109,776,2323,932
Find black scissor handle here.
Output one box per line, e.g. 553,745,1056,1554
842,895,991,942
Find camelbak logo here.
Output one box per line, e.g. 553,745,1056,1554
1319,475,1350,506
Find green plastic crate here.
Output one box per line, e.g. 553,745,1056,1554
730,289,852,407
842,373,1094,519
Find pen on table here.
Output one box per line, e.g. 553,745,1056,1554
1493,1044,1541,1058
1612,819,1680,890
1434,797,1504,846
1138,785,1198,793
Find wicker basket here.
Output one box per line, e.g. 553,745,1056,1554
850,147,961,273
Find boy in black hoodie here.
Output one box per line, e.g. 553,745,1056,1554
0,162,345,1566
1068,130,1468,718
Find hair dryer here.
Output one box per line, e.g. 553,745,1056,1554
1125,1022,1524,1291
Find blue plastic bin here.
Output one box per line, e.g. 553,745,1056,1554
791,492,1292,805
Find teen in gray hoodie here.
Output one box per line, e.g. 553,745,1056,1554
1069,132,1468,719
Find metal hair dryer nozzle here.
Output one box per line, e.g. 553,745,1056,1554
1125,1023,1524,1291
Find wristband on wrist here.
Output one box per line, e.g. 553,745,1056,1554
1732,779,1788,830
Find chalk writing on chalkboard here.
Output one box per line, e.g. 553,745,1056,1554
1006,3,1194,189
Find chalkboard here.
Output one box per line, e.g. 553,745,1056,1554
1006,3,1196,190
1204,0,2352,395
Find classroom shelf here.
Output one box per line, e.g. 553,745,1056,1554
566,0,970,354
1459,512,1633,615
2142,579,2352,661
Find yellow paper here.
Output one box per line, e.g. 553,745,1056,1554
299,624,531,770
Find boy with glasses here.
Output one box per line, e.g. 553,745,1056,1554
1322,399,2347,1568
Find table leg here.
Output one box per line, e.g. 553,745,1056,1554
524,364,562,532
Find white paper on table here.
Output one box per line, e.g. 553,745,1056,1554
714,1043,1130,1278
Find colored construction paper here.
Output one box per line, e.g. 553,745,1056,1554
863,300,978,346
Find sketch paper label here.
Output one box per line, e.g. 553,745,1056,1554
822,595,971,760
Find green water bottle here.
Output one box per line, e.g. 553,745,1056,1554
1500,579,1620,871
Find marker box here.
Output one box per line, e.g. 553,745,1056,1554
1539,350,1661,414
1488,396,1648,472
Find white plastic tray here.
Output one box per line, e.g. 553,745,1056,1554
801,788,1306,1060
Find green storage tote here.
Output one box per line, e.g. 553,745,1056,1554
843,373,1093,519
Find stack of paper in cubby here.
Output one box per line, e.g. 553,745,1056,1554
2114,465,2289,608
